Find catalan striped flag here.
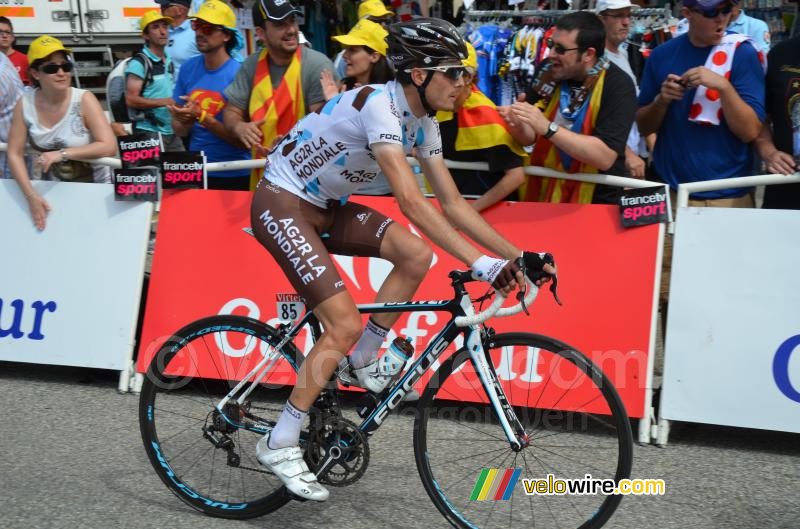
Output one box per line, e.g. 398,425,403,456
470,469,522,500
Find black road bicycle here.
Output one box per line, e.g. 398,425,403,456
139,270,633,529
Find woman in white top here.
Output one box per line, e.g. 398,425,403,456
7,35,116,230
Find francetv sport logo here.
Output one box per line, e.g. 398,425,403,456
471,470,665,500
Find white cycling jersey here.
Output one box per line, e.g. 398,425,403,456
264,80,443,208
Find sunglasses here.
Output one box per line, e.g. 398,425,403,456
691,3,733,18
546,37,580,55
191,20,224,35
406,64,468,81
39,62,74,74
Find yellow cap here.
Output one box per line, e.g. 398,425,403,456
189,0,236,28
139,10,174,32
27,35,72,65
332,19,388,56
358,0,394,20
463,42,477,73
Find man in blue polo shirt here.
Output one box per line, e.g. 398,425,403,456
158,0,200,78
126,10,184,152
637,0,764,204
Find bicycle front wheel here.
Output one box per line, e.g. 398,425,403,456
414,332,633,529
139,315,302,519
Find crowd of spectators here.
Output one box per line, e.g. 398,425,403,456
1,0,798,231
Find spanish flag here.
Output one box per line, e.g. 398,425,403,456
523,69,606,204
248,47,305,190
437,86,527,159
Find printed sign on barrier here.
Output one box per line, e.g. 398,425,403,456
114,168,159,201
160,152,206,190
138,192,661,418
118,132,162,169
0,180,152,370
662,207,800,434
619,185,671,227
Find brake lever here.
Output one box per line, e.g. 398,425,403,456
549,273,563,306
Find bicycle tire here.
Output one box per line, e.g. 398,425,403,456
139,315,303,519
414,332,634,529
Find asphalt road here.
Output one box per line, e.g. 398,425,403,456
1,361,798,529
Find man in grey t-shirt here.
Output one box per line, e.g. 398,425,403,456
223,0,335,186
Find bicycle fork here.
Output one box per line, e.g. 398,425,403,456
465,328,529,451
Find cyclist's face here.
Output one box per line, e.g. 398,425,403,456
342,46,380,83
418,64,465,112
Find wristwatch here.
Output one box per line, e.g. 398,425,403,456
543,121,559,139
60,149,68,163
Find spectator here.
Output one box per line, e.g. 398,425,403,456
596,0,648,179
7,36,116,230
126,11,184,152
321,18,395,196
169,0,250,190
438,42,527,211
333,0,395,79
0,52,23,179
158,0,200,78
223,0,336,190
0,16,29,85
636,0,765,205
636,0,765,306
501,11,636,204
754,34,800,209
728,3,771,53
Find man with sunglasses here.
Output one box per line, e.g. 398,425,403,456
224,0,336,190
125,11,184,152
636,0,764,309
502,11,637,204
156,0,200,79
169,0,251,189
248,18,555,502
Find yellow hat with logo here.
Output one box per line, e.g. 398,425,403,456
27,35,72,65
189,0,237,29
332,19,388,56
139,10,174,32
463,42,477,73
358,0,394,20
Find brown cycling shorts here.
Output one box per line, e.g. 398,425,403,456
250,179,395,309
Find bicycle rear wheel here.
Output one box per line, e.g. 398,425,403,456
414,332,633,529
139,315,302,519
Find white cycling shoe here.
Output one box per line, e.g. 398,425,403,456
337,359,398,394
255,436,329,502
337,360,419,400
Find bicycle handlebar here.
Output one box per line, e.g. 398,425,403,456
454,278,538,327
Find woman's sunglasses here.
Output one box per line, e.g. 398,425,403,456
191,20,224,35
39,62,74,74
691,3,733,18
406,64,468,81
546,37,581,55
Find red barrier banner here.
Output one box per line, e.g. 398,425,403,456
138,191,660,418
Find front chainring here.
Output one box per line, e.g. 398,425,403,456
304,416,369,487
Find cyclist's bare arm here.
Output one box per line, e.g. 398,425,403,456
374,142,483,267
420,155,521,262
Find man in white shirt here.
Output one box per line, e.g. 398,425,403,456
597,0,648,178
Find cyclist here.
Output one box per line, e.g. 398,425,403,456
250,18,556,501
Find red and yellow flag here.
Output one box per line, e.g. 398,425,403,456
523,69,606,204
248,47,305,189
437,86,527,159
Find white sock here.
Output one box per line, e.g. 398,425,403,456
267,400,307,449
350,318,389,369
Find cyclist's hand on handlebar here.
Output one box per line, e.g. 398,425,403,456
517,252,562,305
470,255,523,295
